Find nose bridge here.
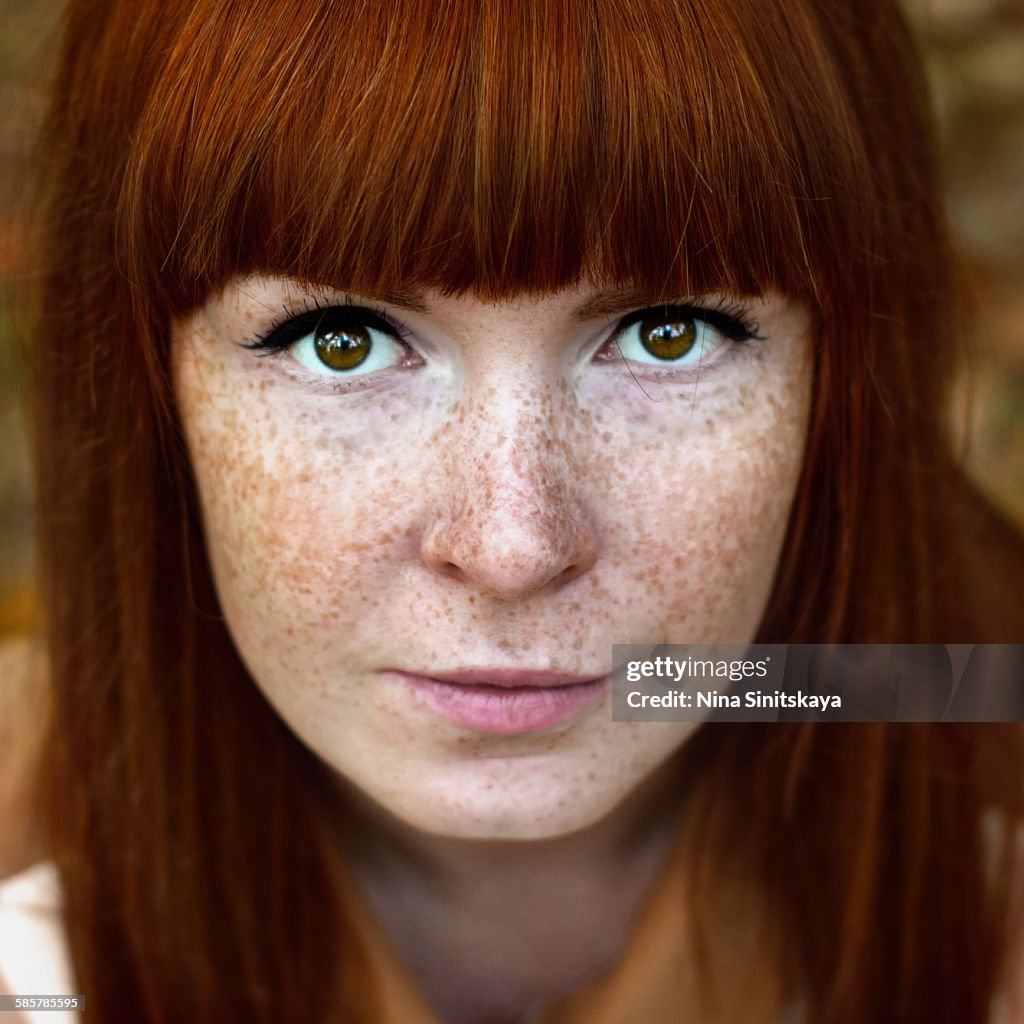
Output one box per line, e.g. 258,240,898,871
454,381,572,517
421,382,599,599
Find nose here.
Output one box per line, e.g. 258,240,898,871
420,398,600,601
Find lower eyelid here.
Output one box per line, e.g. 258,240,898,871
598,333,751,379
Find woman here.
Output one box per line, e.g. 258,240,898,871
2,0,1024,1021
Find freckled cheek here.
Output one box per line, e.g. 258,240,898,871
622,433,805,642
183,404,426,650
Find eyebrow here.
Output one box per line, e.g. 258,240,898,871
569,289,683,321
359,287,432,313
356,286,682,322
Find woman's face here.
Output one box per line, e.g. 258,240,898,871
172,277,812,840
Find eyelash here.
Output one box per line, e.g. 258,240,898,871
239,295,767,378
241,295,415,354
607,300,766,357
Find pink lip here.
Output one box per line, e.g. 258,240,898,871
387,668,609,734
415,667,607,688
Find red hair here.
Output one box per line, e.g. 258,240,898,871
26,0,1024,1020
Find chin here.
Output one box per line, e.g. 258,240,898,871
378,770,623,843
407,804,613,843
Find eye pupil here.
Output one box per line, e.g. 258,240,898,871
314,322,372,370
641,318,696,361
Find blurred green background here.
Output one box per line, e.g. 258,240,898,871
0,0,1022,635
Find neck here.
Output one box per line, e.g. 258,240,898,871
310,749,697,1024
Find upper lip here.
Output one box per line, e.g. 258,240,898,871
397,668,608,689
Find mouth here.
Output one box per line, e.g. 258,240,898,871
385,668,610,734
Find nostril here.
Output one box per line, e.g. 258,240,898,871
559,562,587,583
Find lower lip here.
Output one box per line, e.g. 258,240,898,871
392,673,608,734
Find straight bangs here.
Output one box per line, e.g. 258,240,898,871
117,0,877,319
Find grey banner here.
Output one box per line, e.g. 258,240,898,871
0,996,84,1011
611,645,1024,722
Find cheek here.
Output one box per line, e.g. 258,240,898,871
653,441,802,641
578,353,811,644
605,440,803,644
171,345,401,672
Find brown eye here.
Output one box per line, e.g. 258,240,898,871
242,303,412,381
314,322,372,370
607,307,740,371
639,317,697,361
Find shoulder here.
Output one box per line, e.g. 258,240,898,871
0,635,49,882
0,861,74,1022
0,640,74,1020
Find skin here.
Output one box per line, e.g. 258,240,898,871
171,276,812,1021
